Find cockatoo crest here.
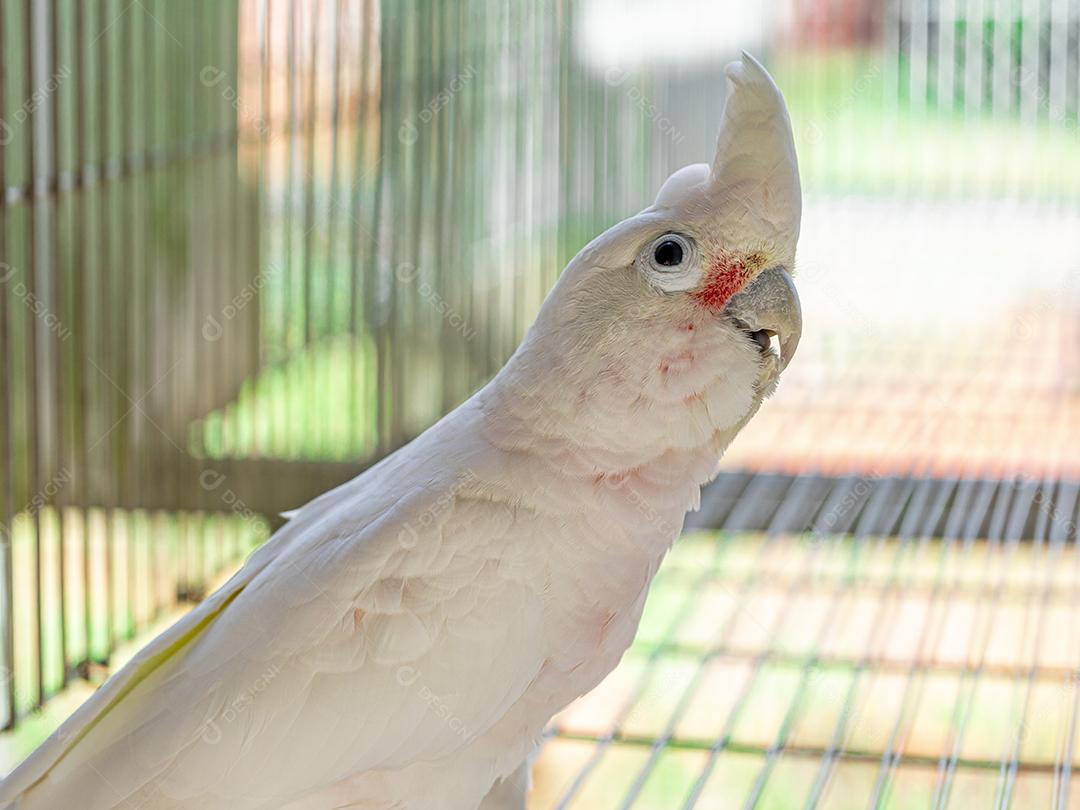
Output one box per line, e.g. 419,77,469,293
659,51,801,269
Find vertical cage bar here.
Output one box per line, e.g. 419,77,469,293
47,0,69,690
117,0,134,643
22,0,46,713
0,0,17,730
94,0,114,661
71,0,93,671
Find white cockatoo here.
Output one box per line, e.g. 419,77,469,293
0,52,801,810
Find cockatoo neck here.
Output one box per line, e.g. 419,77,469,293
480,301,764,483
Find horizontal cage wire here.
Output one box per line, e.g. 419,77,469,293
0,0,1079,808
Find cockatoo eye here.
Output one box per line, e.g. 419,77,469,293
640,232,698,293
648,233,692,271
653,239,683,266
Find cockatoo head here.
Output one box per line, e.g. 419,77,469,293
497,53,802,466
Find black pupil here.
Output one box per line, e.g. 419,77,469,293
654,239,683,267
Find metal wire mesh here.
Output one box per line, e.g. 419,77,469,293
0,0,264,727
534,472,1080,808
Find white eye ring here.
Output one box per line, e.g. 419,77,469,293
642,232,697,292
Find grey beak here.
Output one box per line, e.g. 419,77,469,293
724,266,802,371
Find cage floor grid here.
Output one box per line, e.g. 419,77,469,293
530,519,1080,809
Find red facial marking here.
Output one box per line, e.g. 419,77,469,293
693,257,749,311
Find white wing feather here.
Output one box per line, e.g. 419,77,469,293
1,406,548,809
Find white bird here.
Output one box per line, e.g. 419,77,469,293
0,52,801,810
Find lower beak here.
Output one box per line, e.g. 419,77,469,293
724,266,802,371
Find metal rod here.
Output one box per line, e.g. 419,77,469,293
0,0,17,728
23,0,46,713
48,0,68,689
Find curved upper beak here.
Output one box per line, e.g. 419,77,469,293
724,266,802,371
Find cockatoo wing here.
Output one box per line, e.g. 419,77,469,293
0,558,265,809
2,434,547,809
